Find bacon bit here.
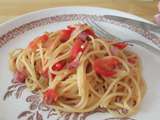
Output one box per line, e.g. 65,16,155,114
67,59,80,70
37,67,55,80
42,69,55,80
35,61,43,74
113,42,128,49
110,46,119,55
58,83,64,87
43,89,59,105
77,28,96,41
128,56,137,64
35,61,49,79
42,69,49,78
13,70,27,83
35,84,41,91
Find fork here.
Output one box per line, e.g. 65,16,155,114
84,19,160,56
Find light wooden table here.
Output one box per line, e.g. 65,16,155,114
0,0,158,24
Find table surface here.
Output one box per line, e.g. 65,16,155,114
0,0,158,24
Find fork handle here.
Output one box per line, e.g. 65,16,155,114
126,40,160,56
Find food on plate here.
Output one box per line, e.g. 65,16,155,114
9,24,146,117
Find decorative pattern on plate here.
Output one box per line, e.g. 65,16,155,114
0,14,160,48
2,13,153,120
3,80,135,120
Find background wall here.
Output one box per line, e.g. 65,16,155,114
0,0,158,23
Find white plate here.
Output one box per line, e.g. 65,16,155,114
0,6,160,120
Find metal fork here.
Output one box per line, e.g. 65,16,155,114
84,19,160,56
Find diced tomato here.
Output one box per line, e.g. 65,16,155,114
28,40,38,50
70,38,85,60
59,27,75,42
49,61,65,79
106,58,119,68
43,89,58,105
54,63,64,70
51,73,56,79
94,65,116,77
69,28,95,60
40,34,49,42
67,59,80,69
93,57,120,77
14,70,27,83
36,60,65,80
52,61,66,71
113,42,127,49
28,34,49,50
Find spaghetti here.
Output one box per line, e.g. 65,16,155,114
9,24,146,117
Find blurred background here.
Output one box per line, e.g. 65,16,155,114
0,0,158,23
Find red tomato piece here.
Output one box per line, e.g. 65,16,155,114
36,60,65,80
53,63,64,71
106,57,119,68
93,57,120,77
69,28,95,61
113,42,128,49
59,27,75,42
40,34,49,42
52,61,66,71
28,34,49,50
51,73,56,79
70,38,85,60
43,89,58,105
94,65,116,77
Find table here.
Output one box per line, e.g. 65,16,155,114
0,0,158,23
